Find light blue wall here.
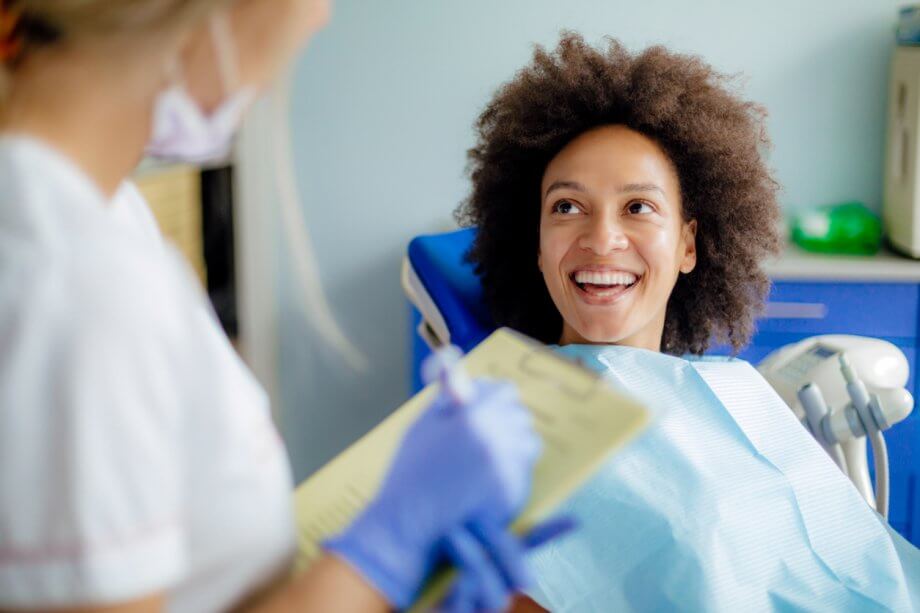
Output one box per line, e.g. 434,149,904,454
278,0,901,480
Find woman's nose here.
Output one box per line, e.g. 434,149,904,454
578,217,628,255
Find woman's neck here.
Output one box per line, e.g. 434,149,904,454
0,43,161,198
558,312,666,352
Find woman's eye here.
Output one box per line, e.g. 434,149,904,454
552,200,581,215
626,201,654,215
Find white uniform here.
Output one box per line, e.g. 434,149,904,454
0,137,296,611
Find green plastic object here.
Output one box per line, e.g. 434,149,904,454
791,201,882,256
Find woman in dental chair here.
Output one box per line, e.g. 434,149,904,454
457,33,920,612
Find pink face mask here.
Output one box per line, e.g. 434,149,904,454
146,14,255,164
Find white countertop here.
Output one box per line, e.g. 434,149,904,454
766,243,920,281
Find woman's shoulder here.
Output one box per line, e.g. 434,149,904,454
0,201,203,415
2,221,186,334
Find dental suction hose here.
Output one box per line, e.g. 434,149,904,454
799,354,911,518
869,428,889,519
797,383,848,476
796,352,913,518
838,354,889,518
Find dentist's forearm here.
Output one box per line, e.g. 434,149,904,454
238,555,391,613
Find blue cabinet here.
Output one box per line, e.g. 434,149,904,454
754,282,919,338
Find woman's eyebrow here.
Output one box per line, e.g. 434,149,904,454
544,180,666,198
619,182,665,195
544,180,587,198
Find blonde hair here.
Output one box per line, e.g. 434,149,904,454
0,0,236,99
10,0,234,42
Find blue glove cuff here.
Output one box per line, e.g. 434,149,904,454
323,505,433,609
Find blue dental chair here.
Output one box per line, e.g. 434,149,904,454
402,227,920,546
403,228,499,392
403,227,491,357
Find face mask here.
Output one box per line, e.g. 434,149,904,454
146,13,254,163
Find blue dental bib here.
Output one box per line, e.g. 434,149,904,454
526,345,919,612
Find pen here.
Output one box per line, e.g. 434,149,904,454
421,345,475,406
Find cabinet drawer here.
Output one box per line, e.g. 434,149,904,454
756,282,919,339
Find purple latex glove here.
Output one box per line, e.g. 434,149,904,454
324,379,541,609
438,516,578,613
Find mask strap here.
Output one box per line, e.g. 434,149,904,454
209,12,241,97
163,51,184,88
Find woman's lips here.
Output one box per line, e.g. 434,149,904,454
569,273,640,305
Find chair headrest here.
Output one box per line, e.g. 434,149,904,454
406,228,495,352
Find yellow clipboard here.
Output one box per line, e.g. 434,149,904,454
292,328,650,609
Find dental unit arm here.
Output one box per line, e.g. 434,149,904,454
759,335,914,518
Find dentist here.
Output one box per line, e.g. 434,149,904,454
0,1,543,612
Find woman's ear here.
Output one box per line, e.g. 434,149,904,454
679,219,697,274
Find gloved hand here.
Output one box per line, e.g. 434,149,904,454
324,379,542,609
438,516,577,613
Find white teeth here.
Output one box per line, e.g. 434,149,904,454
573,271,638,286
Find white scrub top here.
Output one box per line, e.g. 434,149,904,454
0,137,297,611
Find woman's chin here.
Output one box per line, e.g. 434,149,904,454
561,322,634,346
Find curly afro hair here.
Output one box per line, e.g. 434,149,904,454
456,33,782,355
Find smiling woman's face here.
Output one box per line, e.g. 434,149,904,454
538,125,698,349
